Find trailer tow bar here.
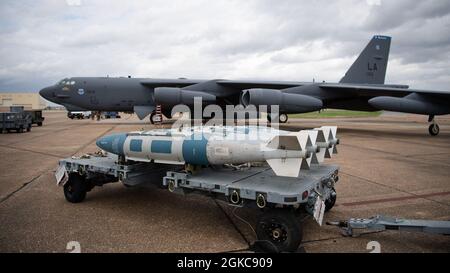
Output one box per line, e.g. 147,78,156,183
327,215,450,237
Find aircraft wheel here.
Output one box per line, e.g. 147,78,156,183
256,209,302,252
279,114,288,123
149,112,156,124
325,188,337,212
429,124,439,136
150,112,161,124
63,174,87,203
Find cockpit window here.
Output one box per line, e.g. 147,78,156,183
58,78,70,85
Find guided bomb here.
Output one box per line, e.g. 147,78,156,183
96,126,339,177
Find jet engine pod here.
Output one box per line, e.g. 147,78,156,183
241,88,323,113
368,94,450,115
153,87,216,107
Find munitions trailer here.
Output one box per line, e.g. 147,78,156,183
0,112,32,133
8,106,44,127
56,153,339,252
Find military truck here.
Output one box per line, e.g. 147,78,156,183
67,111,92,119
103,111,121,119
0,111,32,133
9,106,45,126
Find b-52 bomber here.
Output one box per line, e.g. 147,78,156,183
40,35,450,135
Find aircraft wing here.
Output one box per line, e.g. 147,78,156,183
217,80,310,90
140,79,309,95
319,83,450,97
141,79,308,90
317,83,450,116
140,79,204,87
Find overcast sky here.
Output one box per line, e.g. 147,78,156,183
0,0,449,92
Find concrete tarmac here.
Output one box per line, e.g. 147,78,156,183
0,111,449,253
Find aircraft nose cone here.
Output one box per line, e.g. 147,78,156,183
39,86,54,101
96,133,127,155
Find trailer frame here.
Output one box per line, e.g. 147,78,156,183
56,153,340,252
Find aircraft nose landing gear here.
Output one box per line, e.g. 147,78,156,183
428,115,440,136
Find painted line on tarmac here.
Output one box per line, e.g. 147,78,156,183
0,173,44,204
5,123,93,146
341,171,450,208
341,191,450,207
341,143,450,168
0,125,120,206
0,144,62,158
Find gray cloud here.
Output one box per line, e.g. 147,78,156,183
0,0,449,92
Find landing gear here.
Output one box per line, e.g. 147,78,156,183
428,115,440,136
149,112,162,124
267,113,288,124
429,124,440,136
279,114,288,123
256,209,302,252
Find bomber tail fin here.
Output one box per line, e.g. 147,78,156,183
339,35,391,84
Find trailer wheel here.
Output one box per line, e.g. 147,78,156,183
256,209,302,252
26,126,31,132
63,174,87,203
325,188,337,212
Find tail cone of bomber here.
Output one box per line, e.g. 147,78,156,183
95,126,339,178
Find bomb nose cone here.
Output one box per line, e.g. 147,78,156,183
96,133,127,155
